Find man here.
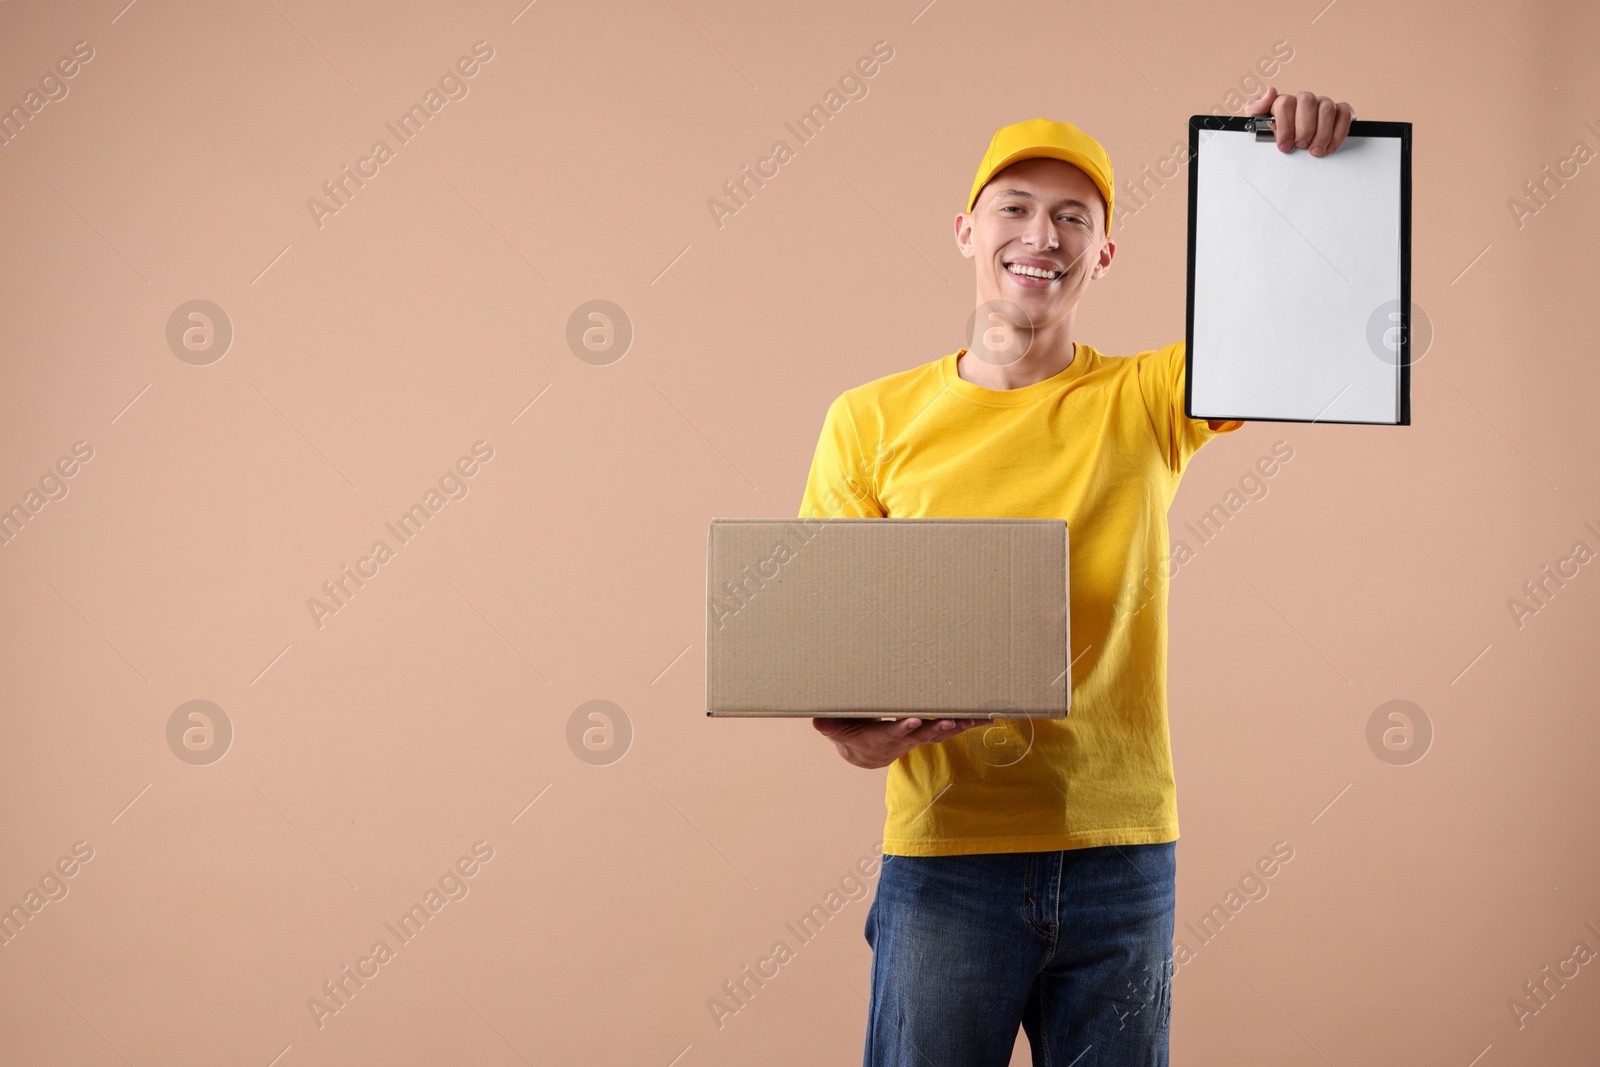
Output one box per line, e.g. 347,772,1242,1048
799,87,1355,1066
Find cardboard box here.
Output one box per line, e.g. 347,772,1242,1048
705,518,1069,718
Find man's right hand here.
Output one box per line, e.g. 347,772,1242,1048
812,716,992,770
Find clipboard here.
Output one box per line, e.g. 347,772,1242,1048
1184,114,1413,425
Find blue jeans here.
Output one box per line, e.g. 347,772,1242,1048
862,843,1176,1067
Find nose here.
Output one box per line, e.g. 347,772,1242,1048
1021,211,1058,251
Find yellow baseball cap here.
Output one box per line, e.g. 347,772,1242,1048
967,118,1116,230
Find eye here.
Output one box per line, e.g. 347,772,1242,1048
1001,205,1022,213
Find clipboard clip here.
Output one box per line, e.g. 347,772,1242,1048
1249,115,1276,142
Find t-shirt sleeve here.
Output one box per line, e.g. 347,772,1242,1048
1137,339,1243,476
798,394,888,519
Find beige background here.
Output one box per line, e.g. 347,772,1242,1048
1,0,1596,1063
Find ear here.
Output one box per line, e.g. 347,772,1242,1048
953,211,977,259
1089,237,1115,280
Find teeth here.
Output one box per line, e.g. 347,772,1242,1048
1007,263,1061,279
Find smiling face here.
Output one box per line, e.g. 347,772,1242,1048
955,157,1115,334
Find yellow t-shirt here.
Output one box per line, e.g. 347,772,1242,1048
798,339,1241,857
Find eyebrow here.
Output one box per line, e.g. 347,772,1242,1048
991,189,1096,215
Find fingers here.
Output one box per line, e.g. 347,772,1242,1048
1267,93,1355,155
903,718,957,744
812,714,1007,770
1293,91,1319,148
1307,97,1339,155
1328,100,1355,152
886,717,969,749
1271,91,1296,153
815,717,901,740
909,717,992,743
813,714,997,760
1243,86,1277,117
814,715,970,734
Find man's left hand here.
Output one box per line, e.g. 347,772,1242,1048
1245,88,1355,156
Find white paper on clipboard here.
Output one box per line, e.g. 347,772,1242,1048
1189,126,1404,424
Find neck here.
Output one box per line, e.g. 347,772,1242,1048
957,305,1077,390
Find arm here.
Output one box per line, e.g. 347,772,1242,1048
798,394,992,765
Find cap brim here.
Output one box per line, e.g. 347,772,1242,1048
968,146,1112,227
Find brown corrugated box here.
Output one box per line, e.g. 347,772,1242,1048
705,517,1069,718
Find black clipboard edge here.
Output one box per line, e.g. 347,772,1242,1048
1182,115,1414,427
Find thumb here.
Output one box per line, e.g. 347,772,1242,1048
1243,86,1277,116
